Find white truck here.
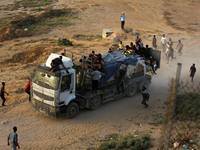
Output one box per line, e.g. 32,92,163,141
31,48,160,118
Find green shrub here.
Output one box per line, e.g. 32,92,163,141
92,133,151,150
98,142,110,150
175,93,200,122
14,88,25,93
57,38,72,46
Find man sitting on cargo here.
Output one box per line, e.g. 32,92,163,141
118,41,124,50
94,54,106,68
50,56,69,73
122,45,131,55
130,42,136,53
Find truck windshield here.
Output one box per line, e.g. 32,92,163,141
33,70,60,90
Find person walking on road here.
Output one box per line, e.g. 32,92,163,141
161,34,167,52
25,79,31,102
189,63,196,82
141,86,149,108
120,13,126,29
176,39,183,55
8,126,20,150
1,82,9,106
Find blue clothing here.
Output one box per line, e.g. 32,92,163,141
121,15,126,21
8,131,18,150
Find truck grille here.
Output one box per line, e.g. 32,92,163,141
33,90,54,101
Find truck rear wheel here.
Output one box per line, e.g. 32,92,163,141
66,102,79,119
89,96,101,110
139,79,150,90
126,82,137,97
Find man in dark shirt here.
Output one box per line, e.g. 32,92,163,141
1,82,9,106
8,126,20,150
190,63,196,82
50,56,69,73
141,86,149,108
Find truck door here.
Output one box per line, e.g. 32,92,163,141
150,49,161,68
59,74,75,104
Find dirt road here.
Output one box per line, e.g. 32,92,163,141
0,0,199,149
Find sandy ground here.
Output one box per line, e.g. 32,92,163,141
0,0,200,149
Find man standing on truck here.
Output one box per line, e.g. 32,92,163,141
90,66,101,93
141,86,149,108
50,56,69,73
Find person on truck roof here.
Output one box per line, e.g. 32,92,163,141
50,56,69,73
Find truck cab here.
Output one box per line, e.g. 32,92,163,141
31,54,78,118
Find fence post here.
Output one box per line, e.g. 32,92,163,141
164,63,182,150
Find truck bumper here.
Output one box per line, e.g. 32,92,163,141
32,98,60,118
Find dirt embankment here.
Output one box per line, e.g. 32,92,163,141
0,0,200,150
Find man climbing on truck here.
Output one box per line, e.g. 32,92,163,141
90,66,101,93
50,56,69,73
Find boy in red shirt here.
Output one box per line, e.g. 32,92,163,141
25,79,31,102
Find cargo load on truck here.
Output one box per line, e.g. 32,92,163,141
99,51,142,85
78,48,160,89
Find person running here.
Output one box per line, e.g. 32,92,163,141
176,39,183,55
161,34,167,52
25,79,31,102
120,13,126,29
189,64,196,82
8,126,20,150
1,82,9,106
141,86,149,108
165,42,170,64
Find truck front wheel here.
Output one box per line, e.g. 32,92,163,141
126,82,137,97
89,96,101,110
66,102,79,119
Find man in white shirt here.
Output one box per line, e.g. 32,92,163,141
161,34,167,52
120,13,126,29
90,67,101,93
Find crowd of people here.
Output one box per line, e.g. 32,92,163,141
160,34,184,64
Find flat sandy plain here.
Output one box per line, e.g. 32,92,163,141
0,0,200,149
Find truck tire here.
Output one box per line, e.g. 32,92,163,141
66,102,79,119
126,82,137,97
139,79,150,90
89,96,101,110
